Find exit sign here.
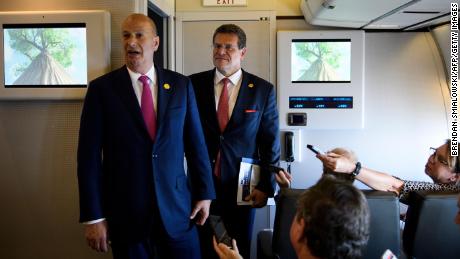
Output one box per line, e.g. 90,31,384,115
202,0,247,7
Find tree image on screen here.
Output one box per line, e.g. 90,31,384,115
7,28,85,85
293,41,350,82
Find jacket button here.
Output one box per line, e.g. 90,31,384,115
152,154,158,158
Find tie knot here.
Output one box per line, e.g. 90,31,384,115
221,77,230,86
139,75,150,86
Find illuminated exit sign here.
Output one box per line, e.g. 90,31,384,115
202,0,247,6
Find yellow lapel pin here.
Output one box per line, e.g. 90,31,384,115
163,83,170,90
248,83,254,88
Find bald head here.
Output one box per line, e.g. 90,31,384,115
121,13,159,74
122,13,157,35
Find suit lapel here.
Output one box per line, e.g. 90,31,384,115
202,69,220,133
226,70,254,132
155,65,172,135
113,66,150,138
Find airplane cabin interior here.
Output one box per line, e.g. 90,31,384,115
0,0,458,258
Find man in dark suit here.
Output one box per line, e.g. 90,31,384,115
77,13,215,259
189,24,280,259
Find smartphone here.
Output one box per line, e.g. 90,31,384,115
208,215,233,247
306,144,324,155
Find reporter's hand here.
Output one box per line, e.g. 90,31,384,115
85,221,109,252
275,170,292,188
190,199,211,225
213,236,243,259
316,152,356,174
246,189,268,208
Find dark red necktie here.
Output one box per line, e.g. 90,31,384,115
214,78,230,178
139,75,156,141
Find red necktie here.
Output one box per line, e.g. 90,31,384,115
214,78,230,178
139,75,157,141
217,78,230,132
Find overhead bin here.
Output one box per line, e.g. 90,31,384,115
300,0,452,30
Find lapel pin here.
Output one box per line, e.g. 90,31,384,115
163,83,170,90
248,83,254,88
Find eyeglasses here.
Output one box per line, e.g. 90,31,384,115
429,147,449,166
212,43,239,52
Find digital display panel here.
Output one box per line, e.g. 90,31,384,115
3,23,87,88
291,39,351,83
289,96,353,109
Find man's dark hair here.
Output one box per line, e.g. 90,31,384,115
212,24,246,49
296,175,370,259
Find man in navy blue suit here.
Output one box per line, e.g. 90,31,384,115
189,24,280,259
77,13,215,259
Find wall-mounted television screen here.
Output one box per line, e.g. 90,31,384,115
3,23,87,88
291,39,351,83
0,10,110,99
277,30,364,129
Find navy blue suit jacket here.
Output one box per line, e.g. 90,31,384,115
77,65,215,243
190,69,280,204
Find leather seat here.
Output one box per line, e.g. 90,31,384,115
361,190,400,259
403,191,460,259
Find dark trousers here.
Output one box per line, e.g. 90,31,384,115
199,203,255,259
111,223,201,259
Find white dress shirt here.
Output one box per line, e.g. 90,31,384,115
127,66,158,112
214,69,242,118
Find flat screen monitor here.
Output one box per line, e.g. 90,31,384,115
291,39,351,83
4,23,87,88
0,10,110,99
277,30,365,129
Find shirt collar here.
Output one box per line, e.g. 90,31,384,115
127,65,156,84
214,69,242,86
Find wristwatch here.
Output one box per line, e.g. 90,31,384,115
351,162,361,177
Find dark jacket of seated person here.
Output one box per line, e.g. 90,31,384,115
213,175,370,259
317,139,460,204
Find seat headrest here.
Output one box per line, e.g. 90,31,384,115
403,191,460,259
